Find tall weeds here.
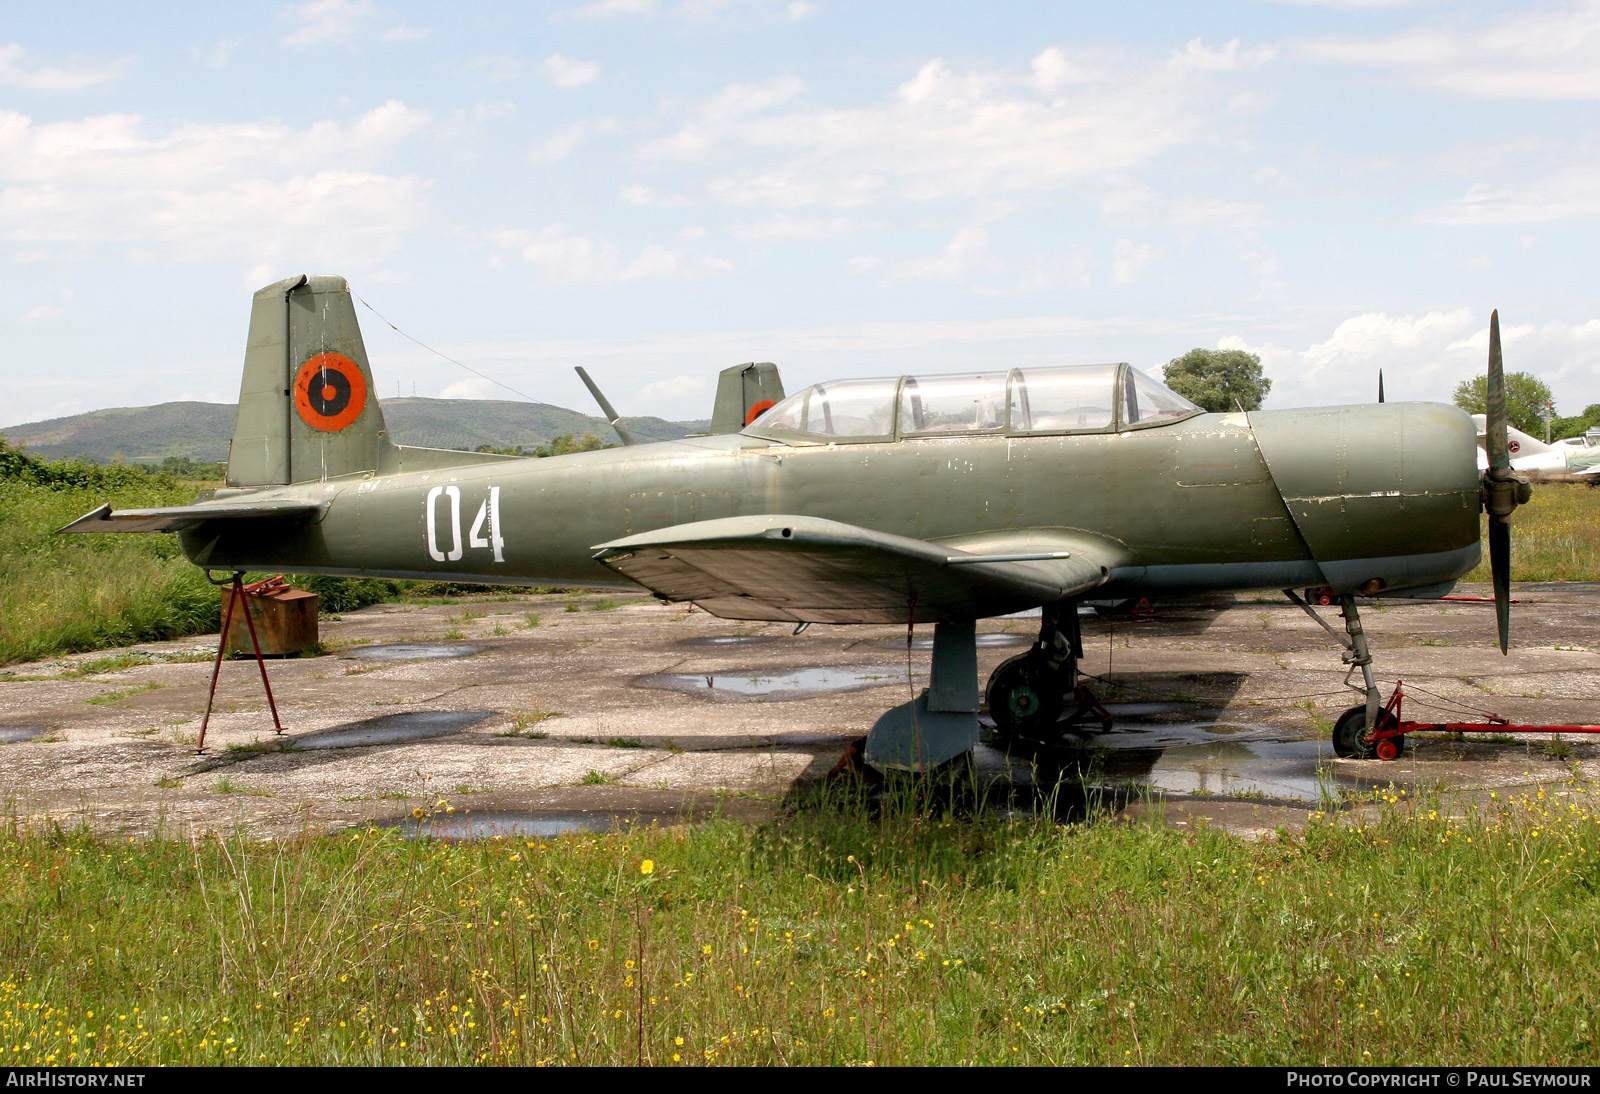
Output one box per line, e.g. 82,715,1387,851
1,785,1598,1065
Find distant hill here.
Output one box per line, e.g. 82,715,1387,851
1,399,710,465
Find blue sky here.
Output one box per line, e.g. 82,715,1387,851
4,0,1599,429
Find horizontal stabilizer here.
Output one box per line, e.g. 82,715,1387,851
593,515,1108,624
58,499,322,535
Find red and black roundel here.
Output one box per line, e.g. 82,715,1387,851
294,353,368,432
1508,439,1521,454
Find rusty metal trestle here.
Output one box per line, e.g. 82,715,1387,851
196,571,285,754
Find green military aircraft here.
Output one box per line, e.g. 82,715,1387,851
61,275,1530,771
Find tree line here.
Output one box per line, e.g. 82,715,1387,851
1161,349,1597,441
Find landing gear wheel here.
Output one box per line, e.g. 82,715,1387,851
1332,705,1404,760
986,653,1063,739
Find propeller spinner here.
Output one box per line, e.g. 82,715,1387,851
1480,310,1533,653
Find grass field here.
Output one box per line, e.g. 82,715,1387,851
0,477,221,667
3,784,1599,1067
1465,481,1600,584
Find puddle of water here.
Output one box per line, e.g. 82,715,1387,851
1081,720,1261,744
346,644,486,662
989,714,1374,804
1108,738,1356,803
0,727,44,744
402,811,626,840
1101,701,1217,718
638,665,916,701
294,711,494,749
880,633,1031,651
678,635,780,647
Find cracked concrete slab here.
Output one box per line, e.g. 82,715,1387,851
0,583,1595,838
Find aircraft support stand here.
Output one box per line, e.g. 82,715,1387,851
196,571,285,755
864,619,980,772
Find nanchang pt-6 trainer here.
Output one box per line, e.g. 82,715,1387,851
62,275,1531,771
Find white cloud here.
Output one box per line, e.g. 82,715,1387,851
1014,248,1093,293
21,304,61,323
620,184,690,207
678,0,817,17
1298,4,1600,100
544,53,600,88
381,23,432,42
890,225,1001,284
1171,37,1276,72
438,377,500,399
463,55,524,83
731,215,876,241
643,49,1265,210
532,118,617,163
189,40,242,70
1428,164,1600,225
1102,184,1265,231
280,0,378,47
1030,46,1108,92
466,101,516,123
1111,239,1153,285
564,0,812,19
492,223,732,283
0,44,126,92
1230,309,1600,415
637,374,707,404
566,0,658,18
0,101,430,273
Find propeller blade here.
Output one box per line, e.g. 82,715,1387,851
1377,369,1385,403
1490,518,1511,655
1486,310,1510,474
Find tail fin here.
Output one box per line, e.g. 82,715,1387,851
1469,413,1554,457
710,362,785,433
227,274,391,487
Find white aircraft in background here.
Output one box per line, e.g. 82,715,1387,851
1472,415,1600,477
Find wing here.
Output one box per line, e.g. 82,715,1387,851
57,499,322,535
593,514,1110,624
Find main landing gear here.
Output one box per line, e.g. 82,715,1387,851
860,602,1116,772
985,601,1112,742
1285,589,1402,760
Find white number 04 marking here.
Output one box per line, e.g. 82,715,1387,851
425,485,505,564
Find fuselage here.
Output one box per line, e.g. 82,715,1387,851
178,400,1483,610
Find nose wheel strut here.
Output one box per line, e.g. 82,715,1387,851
1285,589,1393,759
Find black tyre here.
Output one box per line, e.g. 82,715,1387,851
1332,705,1403,759
986,653,1064,738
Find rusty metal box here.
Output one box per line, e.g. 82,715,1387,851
222,580,319,657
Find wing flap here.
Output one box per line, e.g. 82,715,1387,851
594,515,1109,623
57,499,322,535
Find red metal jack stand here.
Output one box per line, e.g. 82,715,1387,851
195,572,285,754
1366,679,1600,760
